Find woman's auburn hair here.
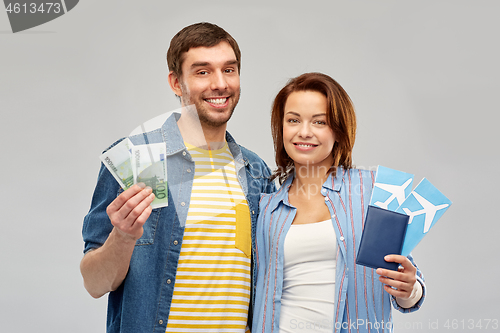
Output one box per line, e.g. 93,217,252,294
270,72,357,184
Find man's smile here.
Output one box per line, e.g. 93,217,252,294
204,97,230,108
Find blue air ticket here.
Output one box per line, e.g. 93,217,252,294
396,178,452,256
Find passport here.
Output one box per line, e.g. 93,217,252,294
356,205,409,271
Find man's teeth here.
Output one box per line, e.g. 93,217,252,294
206,98,227,104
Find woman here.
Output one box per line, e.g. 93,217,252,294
252,73,425,333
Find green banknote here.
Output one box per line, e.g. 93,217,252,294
99,139,168,209
99,138,134,189
131,142,168,209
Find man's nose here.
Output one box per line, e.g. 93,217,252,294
210,71,229,91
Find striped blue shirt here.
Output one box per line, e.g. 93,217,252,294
252,168,425,333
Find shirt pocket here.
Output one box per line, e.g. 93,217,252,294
135,208,161,245
234,203,251,258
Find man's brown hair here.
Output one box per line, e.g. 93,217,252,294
167,22,241,77
271,72,357,184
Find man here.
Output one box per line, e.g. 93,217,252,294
81,22,275,333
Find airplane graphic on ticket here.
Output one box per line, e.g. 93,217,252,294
365,166,452,257
396,178,452,256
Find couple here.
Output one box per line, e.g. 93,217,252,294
81,23,425,333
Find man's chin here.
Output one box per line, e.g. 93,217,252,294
199,109,234,127
203,115,233,127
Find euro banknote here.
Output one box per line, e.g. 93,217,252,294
100,138,168,208
99,138,134,189
131,142,168,209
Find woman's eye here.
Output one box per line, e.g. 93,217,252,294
287,119,298,123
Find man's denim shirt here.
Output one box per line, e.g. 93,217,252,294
82,113,276,333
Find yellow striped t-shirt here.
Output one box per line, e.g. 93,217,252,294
165,142,251,333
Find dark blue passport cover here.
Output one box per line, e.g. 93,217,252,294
356,205,409,271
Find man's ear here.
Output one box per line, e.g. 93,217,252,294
168,71,183,97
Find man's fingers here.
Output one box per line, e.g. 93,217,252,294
107,183,147,214
126,192,155,224
125,194,154,239
115,186,153,221
135,203,153,227
120,187,152,217
106,184,156,241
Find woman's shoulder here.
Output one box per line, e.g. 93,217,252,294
259,191,278,209
344,167,376,182
259,192,272,204
259,182,289,211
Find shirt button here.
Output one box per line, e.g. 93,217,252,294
187,168,191,173
331,214,336,218
321,189,326,194
167,279,172,284
159,319,164,325
339,236,345,241
181,202,186,206
324,197,329,201
173,240,178,245
182,151,186,156
252,211,255,215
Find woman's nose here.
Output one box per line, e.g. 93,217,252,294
298,123,313,138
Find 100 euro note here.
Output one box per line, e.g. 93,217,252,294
99,138,134,189
99,138,168,209
131,142,168,209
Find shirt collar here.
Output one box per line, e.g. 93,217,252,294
162,112,185,156
225,131,245,165
270,167,346,209
271,175,295,208
322,167,345,192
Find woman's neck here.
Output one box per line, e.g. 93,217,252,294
290,163,332,197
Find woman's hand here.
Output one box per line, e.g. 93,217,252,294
376,255,417,299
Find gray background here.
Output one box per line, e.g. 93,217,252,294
1,0,499,332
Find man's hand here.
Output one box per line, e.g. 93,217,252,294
81,183,155,298
376,255,417,299
106,183,156,241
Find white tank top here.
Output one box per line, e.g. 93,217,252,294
279,219,337,333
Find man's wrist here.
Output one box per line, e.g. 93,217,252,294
110,227,140,246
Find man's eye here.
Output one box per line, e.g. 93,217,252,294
225,68,235,73
198,71,208,75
